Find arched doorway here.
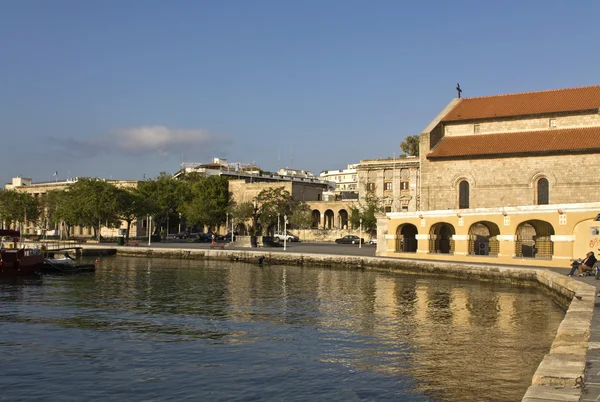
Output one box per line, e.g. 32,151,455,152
311,210,320,228
236,223,247,236
468,221,500,256
395,224,418,252
516,220,554,258
324,210,334,229
429,223,456,254
338,209,349,229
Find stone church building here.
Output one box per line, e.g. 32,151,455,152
379,85,600,268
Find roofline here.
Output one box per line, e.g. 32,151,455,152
458,84,600,101
427,148,600,161
421,98,461,133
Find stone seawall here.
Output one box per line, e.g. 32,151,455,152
89,245,593,401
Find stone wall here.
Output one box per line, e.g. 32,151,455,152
444,111,600,136
420,152,600,210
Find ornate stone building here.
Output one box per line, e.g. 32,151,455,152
357,157,419,212
378,85,600,268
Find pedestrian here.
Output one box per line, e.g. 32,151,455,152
211,232,216,245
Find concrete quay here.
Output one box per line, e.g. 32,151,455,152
81,242,597,401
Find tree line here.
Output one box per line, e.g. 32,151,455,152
0,173,318,240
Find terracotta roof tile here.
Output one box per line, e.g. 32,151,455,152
442,85,600,121
426,126,600,160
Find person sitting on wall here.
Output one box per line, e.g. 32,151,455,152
568,251,597,276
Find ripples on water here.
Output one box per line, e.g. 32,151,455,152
0,257,565,401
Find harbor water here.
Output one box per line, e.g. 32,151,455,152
0,256,565,401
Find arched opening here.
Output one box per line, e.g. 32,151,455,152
236,223,247,236
338,209,349,229
395,224,418,252
468,221,500,256
516,220,554,259
324,210,334,229
536,178,549,205
311,210,320,228
459,180,470,209
429,223,456,254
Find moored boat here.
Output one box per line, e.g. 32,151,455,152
0,230,44,277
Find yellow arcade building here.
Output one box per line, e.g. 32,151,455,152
377,85,600,268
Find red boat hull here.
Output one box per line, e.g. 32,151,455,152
0,249,44,277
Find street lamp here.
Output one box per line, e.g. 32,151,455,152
284,214,288,251
359,218,363,248
277,214,280,233
148,215,152,246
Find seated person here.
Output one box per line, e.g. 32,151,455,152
568,251,597,276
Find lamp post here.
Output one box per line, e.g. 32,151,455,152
359,218,363,249
284,214,288,251
231,214,235,243
148,215,152,246
277,214,280,233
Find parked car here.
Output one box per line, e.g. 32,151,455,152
368,238,377,245
335,235,364,244
172,232,187,239
274,232,299,242
193,233,211,243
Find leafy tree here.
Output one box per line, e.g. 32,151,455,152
0,190,39,230
181,176,230,231
137,172,191,237
229,201,258,235
255,187,297,235
42,189,79,237
289,202,312,230
66,178,121,238
400,135,420,157
350,184,383,236
115,188,152,241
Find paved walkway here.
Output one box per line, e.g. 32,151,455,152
546,267,600,401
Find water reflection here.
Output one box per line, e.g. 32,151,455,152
0,257,564,401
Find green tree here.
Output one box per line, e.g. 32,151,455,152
42,189,79,237
0,190,39,230
350,184,383,236
255,187,297,235
400,135,420,157
115,188,152,241
289,202,312,230
137,172,191,237
66,178,121,238
181,176,230,231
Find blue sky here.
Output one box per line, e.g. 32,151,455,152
1,0,598,185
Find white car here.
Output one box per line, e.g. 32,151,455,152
368,238,378,245
274,232,299,242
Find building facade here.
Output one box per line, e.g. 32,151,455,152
5,176,144,238
357,157,419,213
378,85,600,268
319,164,359,201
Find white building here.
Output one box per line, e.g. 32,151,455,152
319,164,359,201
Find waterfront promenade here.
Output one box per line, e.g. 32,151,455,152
80,240,595,401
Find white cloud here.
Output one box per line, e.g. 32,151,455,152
46,125,230,160
115,126,214,155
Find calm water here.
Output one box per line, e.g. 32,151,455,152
0,257,564,401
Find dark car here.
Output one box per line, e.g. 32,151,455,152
335,235,364,244
193,233,211,243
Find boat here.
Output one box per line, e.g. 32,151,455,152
0,230,44,277
41,250,96,274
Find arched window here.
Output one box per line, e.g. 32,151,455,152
459,180,470,209
537,178,549,205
